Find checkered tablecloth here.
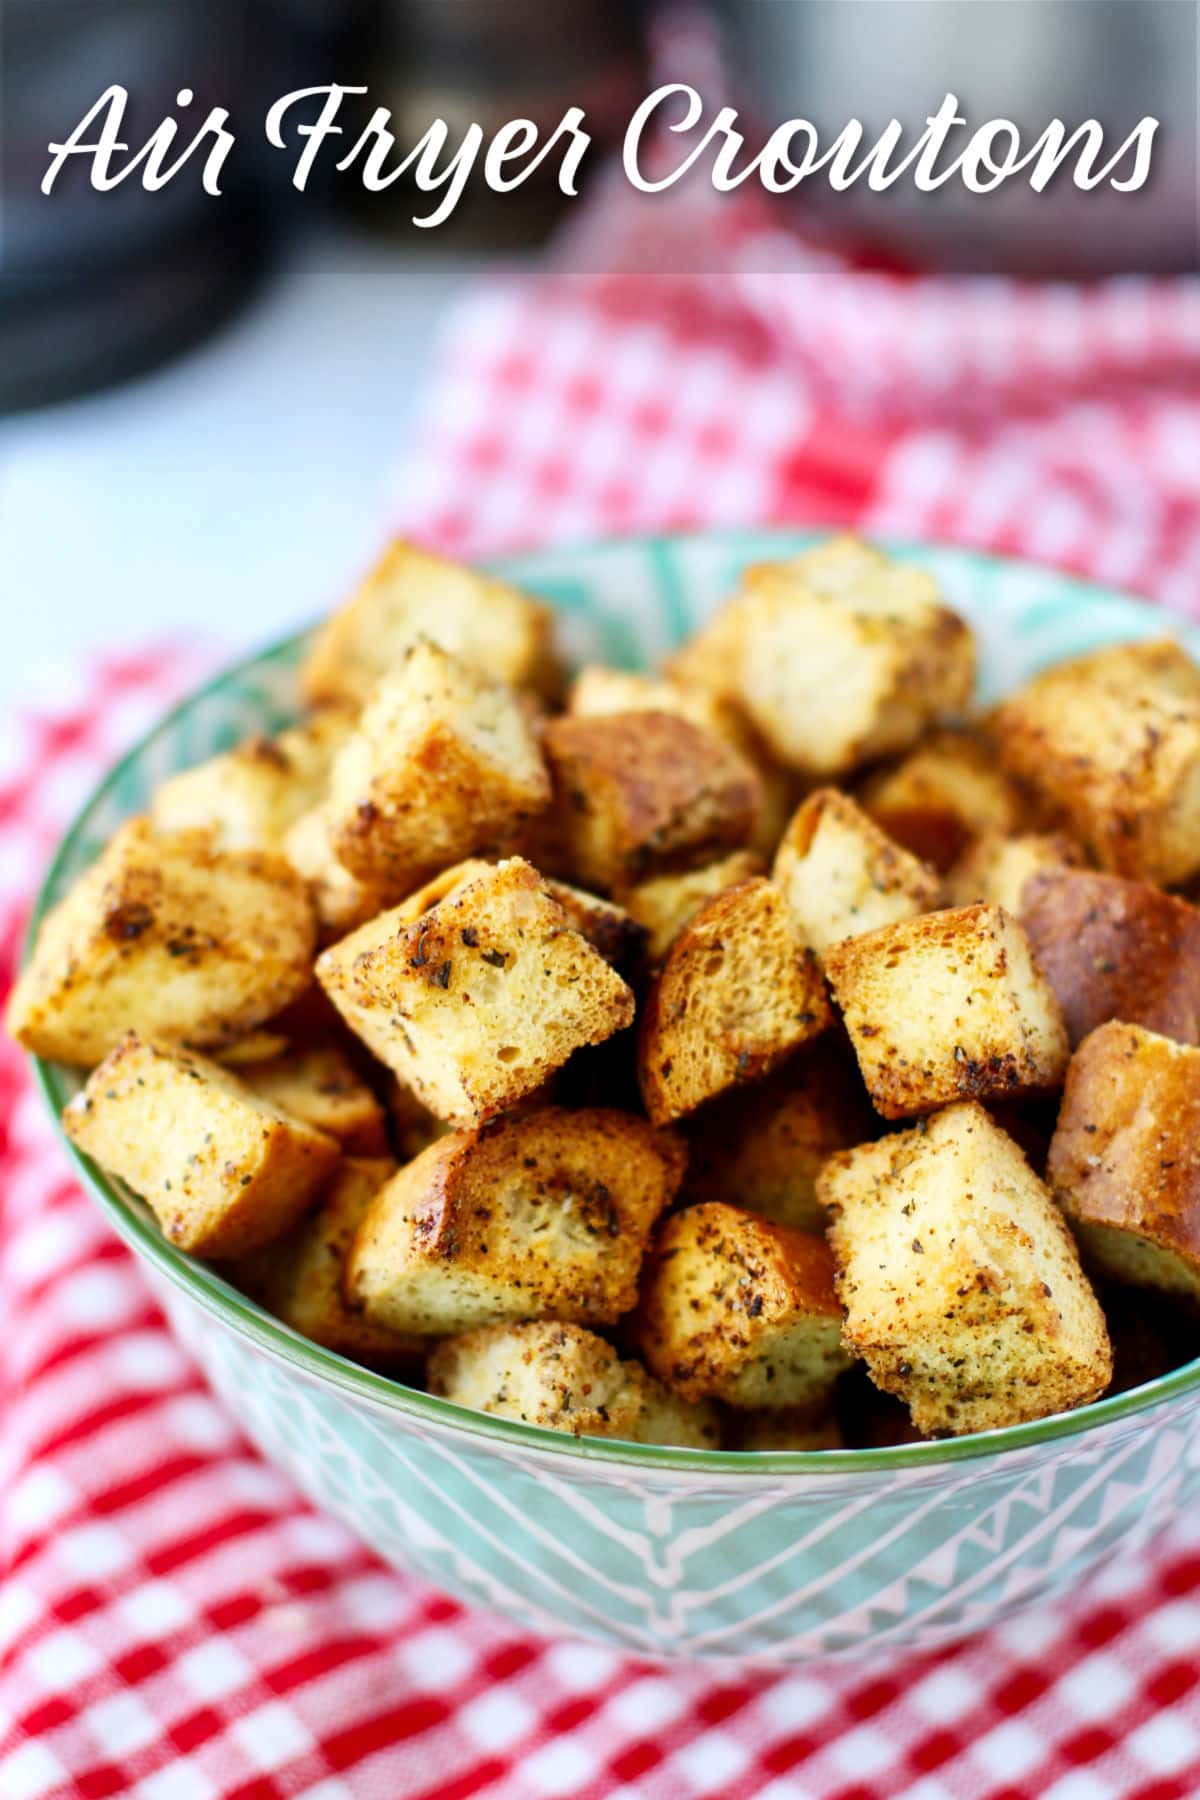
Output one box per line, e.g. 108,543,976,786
6,266,1200,1800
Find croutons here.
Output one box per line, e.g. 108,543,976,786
772,788,940,954
637,1202,850,1408
324,640,550,898
731,1409,845,1452
1021,868,1200,1048
637,878,831,1126
282,806,388,940
151,708,354,852
994,638,1200,887
345,1107,684,1336
541,711,763,894
239,1042,389,1155
63,1032,341,1258
427,1321,719,1446
944,830,1086,913
683,1043,875,1232
824,903,1068,1119
1048,1022,1200,1303
820,1102,1111,1436
859,729,1028,871
622,851,765,965
8,818,316,1067
542,879,647,973
302,538,562,709
670,536,975,777
316,858,634,1123
239,1156,424,1367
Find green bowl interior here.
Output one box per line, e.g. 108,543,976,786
28,526,1200,1475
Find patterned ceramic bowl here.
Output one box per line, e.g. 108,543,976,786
30,530,1200,1665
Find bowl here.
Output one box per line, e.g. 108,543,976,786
30,528,1200,1665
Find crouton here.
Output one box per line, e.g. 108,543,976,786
238,1157,424,1367
820,1102,1111,1436
772,788,940,954
325,640,551,898
8,818,316,1067
669,536,975,777
1048,1022,1200,1303
859,729,1029,871
637,1202,850,1408
151,708,354,852
239,1042,389,1155
316,858,634,1122
824,903,1068,1119
346,1107,684,1335
637,878,832,1126
302,538,562,709
1021,868,1200,1047
63,1032,341,1258
731,1409,845,1452
683,1042,875,1232
622,851,765,965
541,879,647,973
541,711,763,895
994,638,1200,886
282,806,388,940
945,830,1086,913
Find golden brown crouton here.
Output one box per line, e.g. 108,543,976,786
637,1202,850,1408
944,830,1086,913
239,1043,389,1155
622,851,766,965
541,711,763,895
282,805,389,941
8,818,316,1067
772,788,940,954
63,1033,341,1258
1048,1022,1200,1303
316,858,634,1123
994,638,1200,886
669,536,975,778
302,538,562,709
820,1102,1111,1436
637,878,831,1126
730,1408,845,1451
683,1043,875,1232
346,1107,684,1336
151,708,355,852
824,903,1068,1119
541,879,647,973
1021,868,1200,1048
859,729,1029,871
238,1157,423,1367
325,640,551,898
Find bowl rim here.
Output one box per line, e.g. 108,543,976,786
26,524,1200,1476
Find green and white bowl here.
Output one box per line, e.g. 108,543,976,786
31,530,1200,1665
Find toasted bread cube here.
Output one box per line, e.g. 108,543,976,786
239,1043,388,1155
637,1202,850,1408
638,878,832,1126
731,1409,845,1452
859,729,1028,871
994,639,1200,886
8,818,316,1067
824,903,1068,1119
772,788,940,954
1048,1023,1200,1302
820,1102,1111,1436
683,1043,875,1232
316,858,634,1122
237,1156,424,1366
282,805,388,940
670,536,975,777
151,708,354,852
63,1033,341,1258
346,1106,684,1335
945,830,1085,913
302,538,562,709
325,640,550,897
541,711,763,895
622,851,765,964
542,879,647,973
1021,868,1200,1049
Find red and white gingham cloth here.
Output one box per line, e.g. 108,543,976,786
6,266,1200,1800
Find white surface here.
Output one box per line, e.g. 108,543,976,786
0,232,477,707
